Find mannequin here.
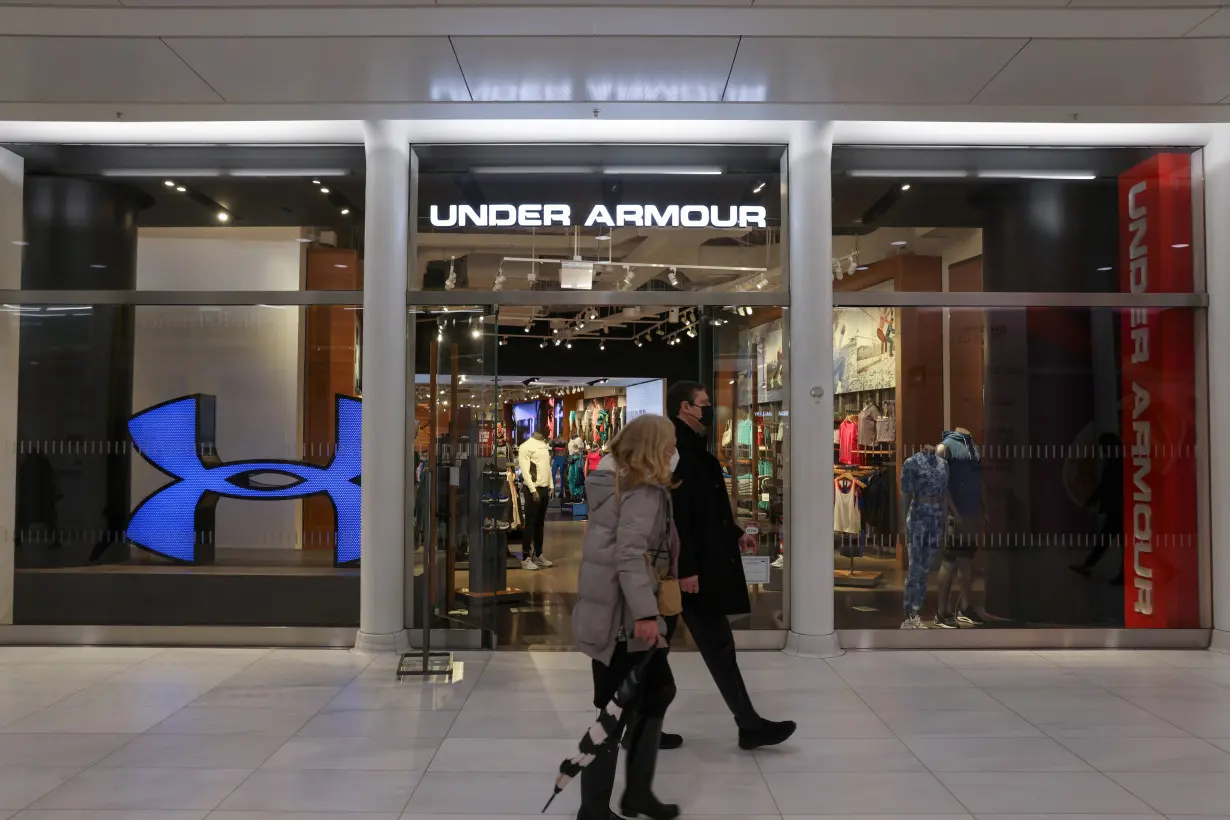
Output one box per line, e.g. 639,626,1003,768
933,427,986,628
899,443,953,629
518,430,554,570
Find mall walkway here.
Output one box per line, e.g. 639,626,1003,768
0,646,1224,817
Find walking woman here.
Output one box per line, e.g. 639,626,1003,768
573,414,680,820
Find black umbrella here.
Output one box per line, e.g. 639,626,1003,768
542,650,657,813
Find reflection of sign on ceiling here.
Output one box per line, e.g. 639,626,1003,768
127,394,362,566
429,203,767,230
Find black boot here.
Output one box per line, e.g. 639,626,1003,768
577,739,620,820
622,712,683,751
619,717,679,820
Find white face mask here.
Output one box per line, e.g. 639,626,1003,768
669,451,680,472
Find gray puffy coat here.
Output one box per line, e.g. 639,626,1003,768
573,455,672,665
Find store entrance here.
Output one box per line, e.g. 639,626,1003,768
410,303,786,649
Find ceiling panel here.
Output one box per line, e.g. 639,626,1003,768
165,37,470,103
976,38,1230,105
727,37,1026,103
120,0,433,5
450,36,740,102
438,0,752,4
0,37,220,103
757,0,1068,5
1184,8,1230,35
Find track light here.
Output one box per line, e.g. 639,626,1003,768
320,187,331,194
524,324,531,333
667,268,679,287
471,326,481,339
553,328,559,335
340,208,350,215
566,341,572,349
554,339,561,346
175,186,186,192
164,180,175,187
752,180,766,194
900,183,912,191
599,340,605,351
216,211,230,223
635,337,643,347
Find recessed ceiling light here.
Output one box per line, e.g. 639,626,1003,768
900,183,911,191
1097,266,1113,272
752,181,767,194
890,240,908,246
319,187,330,194
340,208,350,216
164,180,175,187
216,211,230,223
175,186,186,192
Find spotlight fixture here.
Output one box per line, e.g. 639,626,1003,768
524,324,531,333
589,308,598,320
216,211,231,223
756,277,767,290
599,340,605,351
553,328,559,335
566,342,572,349
320,187,331,194
752,180,767,194
164,180,175,187
890,240,908,247
312,179,321,185
667,267,679,287
901,183,912,191
340,208,350,215
635,337,643,347
175,186,186,192
555,339,561,346
471,325,481,339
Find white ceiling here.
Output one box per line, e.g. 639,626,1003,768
1,3,1230,120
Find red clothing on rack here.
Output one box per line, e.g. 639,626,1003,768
838,418,862,466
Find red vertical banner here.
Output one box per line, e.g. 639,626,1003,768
1119,154,1199,628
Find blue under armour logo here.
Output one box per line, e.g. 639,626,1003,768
127,394,361,565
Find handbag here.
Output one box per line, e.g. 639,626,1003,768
656,576,683,617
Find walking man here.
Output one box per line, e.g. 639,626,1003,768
666,381,797,750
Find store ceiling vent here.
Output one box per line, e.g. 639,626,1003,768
560,258,595,290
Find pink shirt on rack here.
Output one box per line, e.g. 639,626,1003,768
838,418,862,466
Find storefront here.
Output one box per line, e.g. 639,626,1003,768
0,120,1218,652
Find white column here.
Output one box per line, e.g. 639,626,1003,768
1205,125,1230,653
784,121,840,657
0,147,22,625
355,120,410,653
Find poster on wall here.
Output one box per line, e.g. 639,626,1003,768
833,307,896,395
739,319,785,405
625,379,665,421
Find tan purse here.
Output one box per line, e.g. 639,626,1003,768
656,576,683,617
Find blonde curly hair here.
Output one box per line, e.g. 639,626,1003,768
609,414,679,495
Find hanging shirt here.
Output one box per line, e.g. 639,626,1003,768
838,418,861,466
858,404,880,447
834,476,862,534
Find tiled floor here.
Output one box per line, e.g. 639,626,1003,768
0,647,1225,818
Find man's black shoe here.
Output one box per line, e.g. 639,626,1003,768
659,732,683,750
738,719,797,750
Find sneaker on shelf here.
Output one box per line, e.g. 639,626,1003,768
520,558,540,571
955,609,986,626
900,614,923,629
496,520,511,531
534,555,555,568
933,612,959,629
482,517,496,531
771,555,785,569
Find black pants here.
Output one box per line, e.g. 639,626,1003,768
592,641,676,720
680,600,762,730
523,487,549,558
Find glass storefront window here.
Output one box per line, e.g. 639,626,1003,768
831,306,1199,631
407,302,787,648
832,146,1201,293
413,145,784,294
0,143,366,628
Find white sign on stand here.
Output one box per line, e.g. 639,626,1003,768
742,555,771,585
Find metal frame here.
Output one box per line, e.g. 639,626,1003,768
839,628,1211,651
833,291,1207,308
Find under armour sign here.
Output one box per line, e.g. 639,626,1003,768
429,204,768,230
127,394,362,566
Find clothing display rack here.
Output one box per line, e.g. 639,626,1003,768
832,464,885,588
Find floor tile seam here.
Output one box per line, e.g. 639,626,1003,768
1052,733,1230,770
836,673,976,818
1095,768,1227,816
